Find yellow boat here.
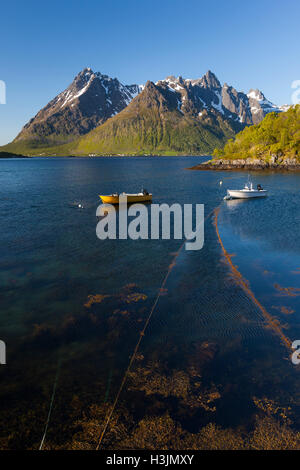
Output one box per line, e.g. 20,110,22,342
99,191,152,204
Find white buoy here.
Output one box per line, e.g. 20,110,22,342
78,204,82,208
219,181,223,186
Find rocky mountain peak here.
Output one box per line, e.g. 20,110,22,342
156,72,284,126
246,88,282,123
144,80,156,90
200,70,221,89
247,88,266,102
14,68,141,146
76,67,94,77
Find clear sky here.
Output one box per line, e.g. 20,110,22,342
0,0,299,145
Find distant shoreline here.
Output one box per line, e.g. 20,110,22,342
0,152,31,159
0,153,209,159
189,159,300,171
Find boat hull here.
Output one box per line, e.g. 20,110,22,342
227,189,267,199
99,194,152,204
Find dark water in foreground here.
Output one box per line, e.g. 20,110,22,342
0,156,299,449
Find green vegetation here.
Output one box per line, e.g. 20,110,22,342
3,88,298,159
0,140,62,157
0,111,236,157
0,82,238,156
65,110,236,157
213,105,300,161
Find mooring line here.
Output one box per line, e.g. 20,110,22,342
38,202,293,450
95,247,182,449
95,207,217,450
39,358,62,450
36,207,214,451
214,207,292,352
104,369,113,403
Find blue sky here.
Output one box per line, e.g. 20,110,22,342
0,0,299,145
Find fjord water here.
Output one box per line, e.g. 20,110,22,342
0,157,300,448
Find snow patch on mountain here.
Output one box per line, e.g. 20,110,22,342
211,90,224,114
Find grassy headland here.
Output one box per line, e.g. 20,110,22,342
190,106,300,170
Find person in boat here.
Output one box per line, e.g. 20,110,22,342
142,188,149,195
257,184,263,191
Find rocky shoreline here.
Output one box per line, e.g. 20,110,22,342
190,156,300,171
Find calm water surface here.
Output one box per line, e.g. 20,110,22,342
0,157,299,447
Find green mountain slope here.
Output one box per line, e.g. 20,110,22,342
1,81,241,156
66,81,241,156
213,105,300,161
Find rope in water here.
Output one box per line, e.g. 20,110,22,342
36,206,214,451
104,369,113,403
95,206,217,450
39,358,62,450
214,207,292,352
95,244,184,449
38,201,293,450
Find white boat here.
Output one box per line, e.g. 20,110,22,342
225,181,267,199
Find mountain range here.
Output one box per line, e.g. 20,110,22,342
1,68,289,156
